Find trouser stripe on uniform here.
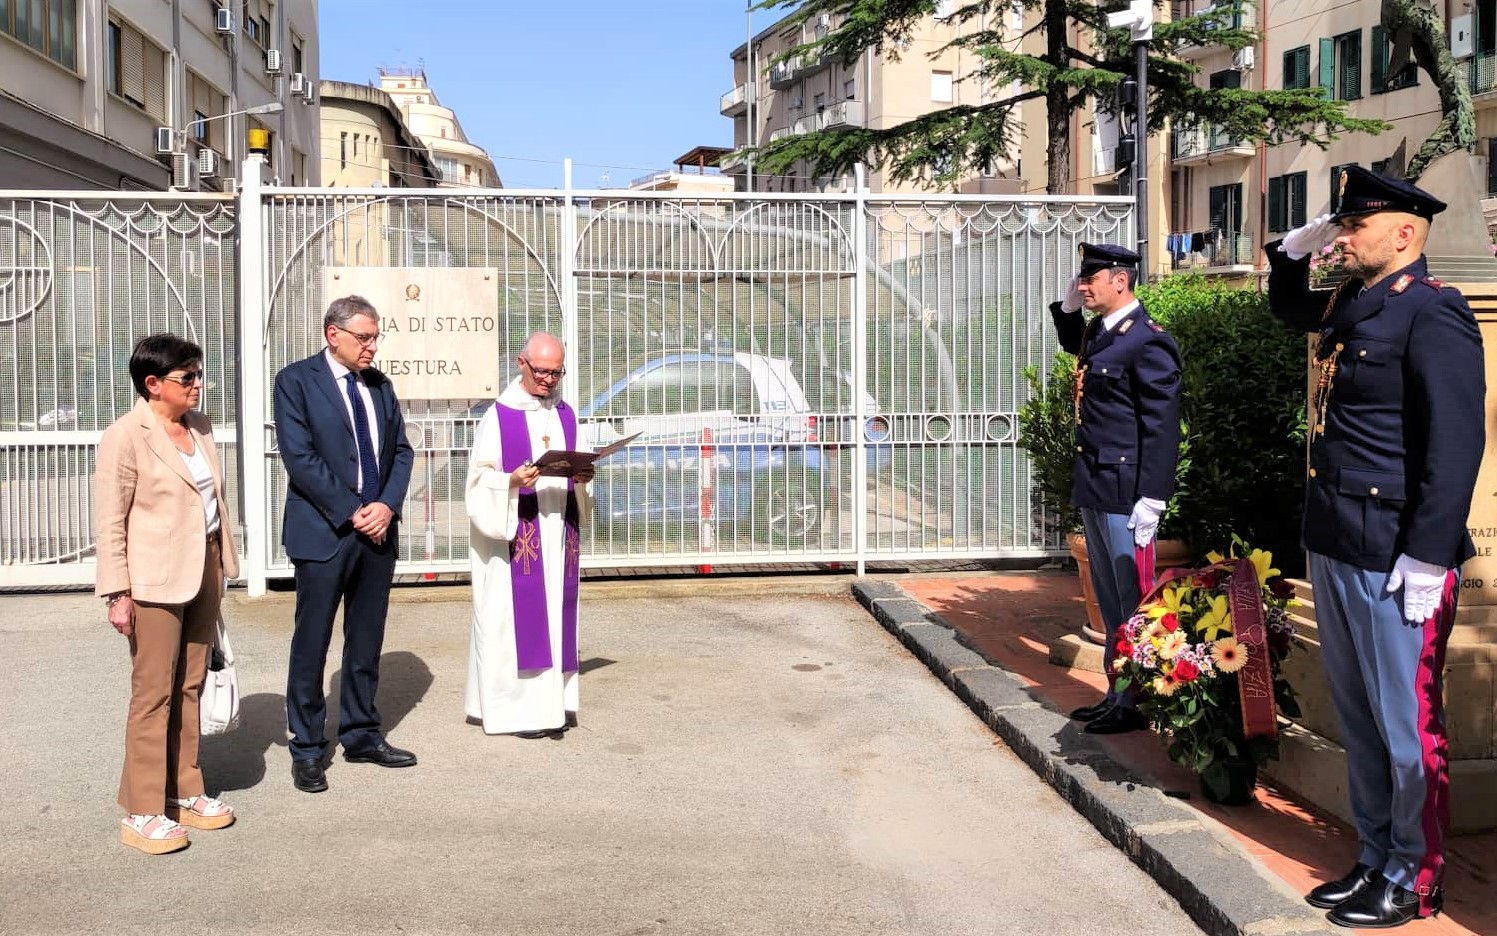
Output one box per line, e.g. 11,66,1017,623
1413,570,1457,917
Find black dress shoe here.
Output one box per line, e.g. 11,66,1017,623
1306,863,1381,909
1084,705,1149,734
342,741,418,768
511,729,561,739
1069,699,1113,722
1327,876,1428,929
564,711,578,730
291,759,328,793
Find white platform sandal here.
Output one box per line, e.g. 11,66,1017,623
120,813,189,855
166,794,235,830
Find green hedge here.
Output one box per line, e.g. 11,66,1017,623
1138,275,1307,571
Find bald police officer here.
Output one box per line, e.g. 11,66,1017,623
1050,242,1182,735
1266,166,1485,929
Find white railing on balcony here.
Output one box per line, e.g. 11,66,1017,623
792,114,820,136
720,82,752,114
769,127,793,144
1173,125,1250,160
1468,51,1497,96
820,100,864,129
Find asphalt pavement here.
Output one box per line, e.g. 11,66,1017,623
0,579,1205,936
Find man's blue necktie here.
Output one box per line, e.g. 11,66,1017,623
345,372,380,505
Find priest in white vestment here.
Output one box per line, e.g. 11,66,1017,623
465,333,593,738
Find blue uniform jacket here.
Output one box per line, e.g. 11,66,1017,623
272,353,415,562
1265,244,1485,571
1049,300,1182,515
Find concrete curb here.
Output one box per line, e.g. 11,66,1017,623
853,580,1335,936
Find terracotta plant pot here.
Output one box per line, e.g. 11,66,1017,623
1069,532,1194,645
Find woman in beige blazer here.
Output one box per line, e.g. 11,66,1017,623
95,334,240,855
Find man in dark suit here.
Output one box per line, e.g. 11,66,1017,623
274,294,416,793
1049,242,1182,735
1266,167,1484,928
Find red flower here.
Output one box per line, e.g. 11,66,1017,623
1173,658,1200,682
1269,576,1296,600
1160,612,1179,633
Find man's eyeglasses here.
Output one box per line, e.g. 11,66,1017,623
335,324,382,347
162,370,206,387
521,357,565,380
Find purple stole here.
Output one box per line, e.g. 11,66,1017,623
495,401,580,673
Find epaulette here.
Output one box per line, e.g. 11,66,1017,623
1117,317,1135,335
1422,275,1443,290
1147,321,1164,332
1390,273,1414,294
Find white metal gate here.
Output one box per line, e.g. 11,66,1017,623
0,172,1134,592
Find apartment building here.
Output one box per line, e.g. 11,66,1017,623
0,0,319,191
319,80,438,188
628,146,737,193
377,67,499,189
1171,0,1497,281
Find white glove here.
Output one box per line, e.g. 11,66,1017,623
1385,554,1448,623
1127,497,1166,547
1060,275,1084,314
1279,213,1337,261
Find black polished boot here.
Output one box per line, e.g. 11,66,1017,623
1306,863,1380,909
1069,698,1113,722
1327,876,1427,929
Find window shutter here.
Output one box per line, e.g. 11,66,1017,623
1268,176,1286,232
144,42,166,120
1296,47,1311,89
1289,173,1307,228
1371,26,1387,94
1342,31,1362,99
1319,37,1335,99
121,25,146,104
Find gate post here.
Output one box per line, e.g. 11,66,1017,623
560,158,580,402
851,165,870,576
236,157,270,596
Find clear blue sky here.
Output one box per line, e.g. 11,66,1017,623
320,1,776,189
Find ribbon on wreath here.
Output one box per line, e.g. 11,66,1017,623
1132,556,1278,741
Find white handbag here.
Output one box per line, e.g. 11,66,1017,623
200,612,241,736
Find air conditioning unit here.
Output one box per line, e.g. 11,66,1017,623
302,81,314,104
289,72,306,94
198,148,218,178
265,48,282,74
170,152,194,190
220,177,239,194
1451,15,1474,59
154,126,175,155
214,7,233,34
1233,46,1255,70
818,13,831,28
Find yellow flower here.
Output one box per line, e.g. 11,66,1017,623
1157,631,1187,660
1247,548,1280,586
1211,637,1249,673
1147,586,1193,619
1206,549,1226,564
1194,594,1233,642
1151,675,1179,696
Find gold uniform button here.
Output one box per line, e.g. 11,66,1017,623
1359,349,1367,358
1077,446,1084,452
1335,342,1345,352
1370,486,1380,496
1309,467,1317,478
1120,456,1127,462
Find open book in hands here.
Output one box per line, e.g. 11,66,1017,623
529,432,641,478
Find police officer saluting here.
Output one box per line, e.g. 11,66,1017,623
1050,243,1182,735
1265,166,1485,929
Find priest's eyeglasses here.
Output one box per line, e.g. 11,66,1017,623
521,357,565,380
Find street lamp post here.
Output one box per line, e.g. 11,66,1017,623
1107,0,1153,279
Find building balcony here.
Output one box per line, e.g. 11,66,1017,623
1172,230,1256,273
1093,146,1120,177
1172,125,1255,164
719,148,751,173
768,55,808,89
720,82,752,116
1469,50,1497,98
819,99,864,129
769,126,794,144
1171,0,1246,57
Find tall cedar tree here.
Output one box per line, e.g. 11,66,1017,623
753,0,1390,193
